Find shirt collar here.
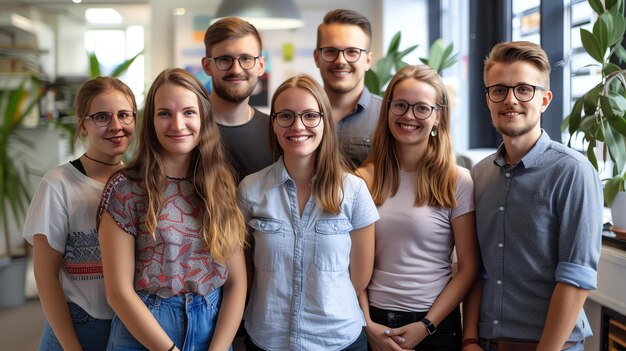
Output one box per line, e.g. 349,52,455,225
271,156,292,186
353,87,373,114
494,129,551,168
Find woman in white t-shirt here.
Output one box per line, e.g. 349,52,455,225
357,65,480,351
23,76,137,351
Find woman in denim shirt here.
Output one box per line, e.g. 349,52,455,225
238,74,378,351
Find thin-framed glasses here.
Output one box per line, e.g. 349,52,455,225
317,47,367,63
85,111,136,127
271,110,324,128
388,100,441,120
485,84,545,103
206,55,260,71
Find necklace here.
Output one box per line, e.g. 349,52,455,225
83,153,121,166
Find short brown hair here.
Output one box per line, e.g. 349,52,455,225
317,9,372,49
204,17,262,57
484,41,551,88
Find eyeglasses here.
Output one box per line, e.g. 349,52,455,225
206,55,260,71
84,110,136,127
388,100,441,120
317,47,367,63
271,110,324,128
485,84,545,103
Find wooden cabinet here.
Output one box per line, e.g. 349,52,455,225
608,319,626,351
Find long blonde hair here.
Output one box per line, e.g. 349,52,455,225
365,65,457,208
270,74,348,214
125,68,245,263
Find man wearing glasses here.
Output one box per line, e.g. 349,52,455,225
314,9,382,168
462,41,602,351
202,17,273,182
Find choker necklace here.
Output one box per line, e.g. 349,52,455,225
83,153,121,166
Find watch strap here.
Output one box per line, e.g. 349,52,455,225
421,317,437,335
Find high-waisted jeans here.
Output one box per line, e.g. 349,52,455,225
106,288,227,351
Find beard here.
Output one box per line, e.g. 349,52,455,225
212,75,257,103
493,119,537,138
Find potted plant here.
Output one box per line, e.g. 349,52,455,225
365,31,458,96
0,75,40,307
563,0,626,233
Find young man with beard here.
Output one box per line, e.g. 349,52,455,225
462,41,602,351
202,17,273,181
314,9,382,168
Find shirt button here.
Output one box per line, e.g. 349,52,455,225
499,206,504,211
497,280,502,285
505,173,511,178
494,320,499,324
498,243,503,248
334,225,338,230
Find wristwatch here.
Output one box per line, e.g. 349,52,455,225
421,317,437,335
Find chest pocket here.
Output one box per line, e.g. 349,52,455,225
249,218,284,272
314,218,353,272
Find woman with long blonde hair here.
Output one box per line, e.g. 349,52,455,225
97,68,247,351
357,65,479,351
239,74,378,350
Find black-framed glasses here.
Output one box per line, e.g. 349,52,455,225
206,55,260,71
271,110,324,128
317,47,367,63
485,84,545,103
84,111,136,127
388,100,441,120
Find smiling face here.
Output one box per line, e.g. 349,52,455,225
153,83,202,163
314,23,372,96
388,78,440,150
272,87,324,162
485,61,552,141
202,34,265,104
82,89,135,162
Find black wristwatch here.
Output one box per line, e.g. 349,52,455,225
421,317,437,335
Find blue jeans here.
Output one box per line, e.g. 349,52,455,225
38,302,111,351
107,288,227,351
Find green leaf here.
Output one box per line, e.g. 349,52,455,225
587,138,599,170
615,45,626,63
608,113,626,136
580,114,599,132
604,63,623,76
589,0,605,15
604,176,625,206
603,119,626,174
606,0,619,12
566,98,584,133
581,28,606,63
608,11,626,46
583,84,603,116
110,50,144,78
365,70,382,96
387,32,401,55
88,52,101,77
594,14,610,55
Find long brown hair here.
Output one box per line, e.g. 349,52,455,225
270,74,348,214
365,65,457,208
125,68,245,263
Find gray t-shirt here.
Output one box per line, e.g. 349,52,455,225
218,109,274,182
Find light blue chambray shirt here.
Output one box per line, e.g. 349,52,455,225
238,157,379,351
471,131,603,342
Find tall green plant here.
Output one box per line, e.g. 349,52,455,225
562,0,626,206
0,77,40,258
365,32,458,97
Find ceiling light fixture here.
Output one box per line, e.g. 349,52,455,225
212,0,304,30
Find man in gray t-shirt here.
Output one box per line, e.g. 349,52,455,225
314,9,382,169
201,17,273,182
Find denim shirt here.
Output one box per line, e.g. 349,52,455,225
336,87,382,169
471,131,602,342
238,158,379,351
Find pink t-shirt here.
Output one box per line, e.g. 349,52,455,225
97,173,227,298
367,166,474,312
